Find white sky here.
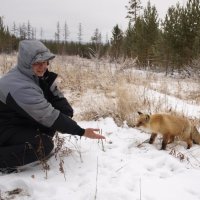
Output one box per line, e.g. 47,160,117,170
0,0,185,42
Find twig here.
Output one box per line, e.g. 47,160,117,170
59,156,66,181
137,139,149,148
94,157,99,200
139,177,142,200
115,164,127,172
24,133,50,179
0,189,2,200
99,129,105,152
67,138,83,163
184,147,200,167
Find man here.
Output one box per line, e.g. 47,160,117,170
0,40,105,173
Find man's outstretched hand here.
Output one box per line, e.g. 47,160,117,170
83,128,105,139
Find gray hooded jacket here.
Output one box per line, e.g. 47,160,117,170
0,40,84,144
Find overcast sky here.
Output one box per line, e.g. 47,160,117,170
0,0,185,43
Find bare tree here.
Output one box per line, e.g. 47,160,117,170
40,27,44,40
27,21,32,39
77,23,83,44
19,23,27,39
55,21,60,43
11,22,18,37
91,28,102,58
31,27,36,39
63,21,69,43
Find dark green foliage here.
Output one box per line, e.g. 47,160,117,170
123,22,135,58
0,16,109,59
0,16,19,53
110,24,124,60
123,0,200,70
1,0,200,70
161,0,200,69
126,0,143,24
123,1,159,67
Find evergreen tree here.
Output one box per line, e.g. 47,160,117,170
0,16,6,51
143,1,159,65
193,27,200,57
110,24,124,60
126,0,143,24
183,0,200,59
162,3,184,66
123,22,135,58
0,16,18,52
132,16,147,65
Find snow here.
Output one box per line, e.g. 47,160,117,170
1,56,200,200
1,116,200,200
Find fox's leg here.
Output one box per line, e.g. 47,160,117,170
186,138,193,149
149,133,157,144
168,135,175,144
161,134,170,150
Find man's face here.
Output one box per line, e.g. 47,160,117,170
32,61,48,77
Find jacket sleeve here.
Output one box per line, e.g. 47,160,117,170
50,96,73,118
39,74,74,118
8,86,84,136
51,113,85,136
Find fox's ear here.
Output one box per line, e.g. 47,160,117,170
138,111,143,115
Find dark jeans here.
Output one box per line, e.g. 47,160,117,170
0,127,55,168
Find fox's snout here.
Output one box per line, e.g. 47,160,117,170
135,122,142,127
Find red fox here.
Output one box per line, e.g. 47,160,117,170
135,112,200,150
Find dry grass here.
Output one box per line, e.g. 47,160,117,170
1,53,200,181
1,54,200,127
0,53,17,74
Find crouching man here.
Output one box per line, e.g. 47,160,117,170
0,40,105,173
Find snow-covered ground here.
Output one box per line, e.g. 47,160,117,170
1,55,200,200
1,116,200,200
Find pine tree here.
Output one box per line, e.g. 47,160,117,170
110,24,124,60
0,16,6,51
132,16,147,65
126,0,143,24
123,22,135,58
162,3,184,66
143,1,159,65
183,0,200,58
0,16,18,53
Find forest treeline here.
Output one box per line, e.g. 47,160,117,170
0,0,200,72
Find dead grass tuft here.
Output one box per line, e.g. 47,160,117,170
1,54,200,128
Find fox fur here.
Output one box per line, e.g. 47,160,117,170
191,125,200,144
135,112,200,150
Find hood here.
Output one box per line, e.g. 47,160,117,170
17,40,55,79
